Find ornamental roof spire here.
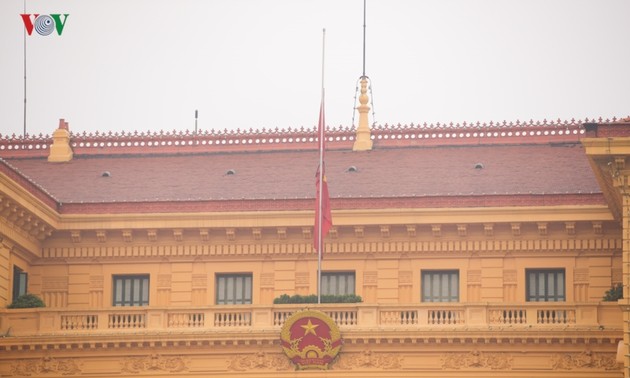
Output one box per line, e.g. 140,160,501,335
352,76,373,151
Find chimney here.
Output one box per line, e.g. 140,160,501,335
48,118,73,162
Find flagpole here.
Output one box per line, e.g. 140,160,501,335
317,28,326,305
23,0,27,139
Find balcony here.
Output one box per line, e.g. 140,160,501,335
0,302,621,337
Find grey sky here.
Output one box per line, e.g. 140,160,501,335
0,0,629,137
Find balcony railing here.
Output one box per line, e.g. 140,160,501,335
0,302,620,336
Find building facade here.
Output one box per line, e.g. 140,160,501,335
0,116,628,377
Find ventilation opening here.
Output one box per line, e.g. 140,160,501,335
226,169,236,176
346,166,358,173
474,163,484,170
102,171,111,177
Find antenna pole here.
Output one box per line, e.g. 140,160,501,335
362,0,366,78
194,109,198,135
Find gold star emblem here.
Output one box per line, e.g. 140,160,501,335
301,319,319,336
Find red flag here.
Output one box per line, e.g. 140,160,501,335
314,101,332,252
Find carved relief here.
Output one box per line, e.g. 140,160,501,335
90,275,104,289
295,272,309,286
147,229,158,242
191,274,207,288
442,350,512,370
483,223,493,237
354,226,364,238
334,350,403,370
260,273,275,288
503,270,517,284
431,225,441,238
276,227,287,239
226,228,236,241
157,274,172,288
457,224,467,237
227,351,292,371
11,357,81,376
399,271,412,285
510,223,521,236
70,230,81,243
199,228,209,241
302,227,312,239
89,275,104,307
364,271,377,286
173,229,183,242
42,276,68,291
574,268,590,284
252,228,262,240
329,226,338,239
467,270,481,284
121,354,188,373
565,222,576,235
406,225,416,237
96,230,107,243
380,225,390,238
122,229,133,242
551,350,619,370
592,221,603,235
42,276,69,307
537,222,548,236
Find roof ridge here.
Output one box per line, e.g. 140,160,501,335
0,116,626,159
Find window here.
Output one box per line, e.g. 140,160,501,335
216,274,252,304
113,275,149,306
321,272,355,296
526,269,565,302
13,266,28,300
422,270,459,302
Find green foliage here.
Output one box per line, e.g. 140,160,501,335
7,294,45,309
603,284,623,302
273,294,362,304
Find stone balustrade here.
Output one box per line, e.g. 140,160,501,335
0,302,620,336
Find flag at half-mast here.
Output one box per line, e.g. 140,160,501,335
314,100,332,253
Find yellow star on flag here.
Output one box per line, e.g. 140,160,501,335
301,319,319,336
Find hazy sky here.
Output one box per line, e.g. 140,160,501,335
0,0,629,137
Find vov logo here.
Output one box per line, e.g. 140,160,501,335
20,14,69,36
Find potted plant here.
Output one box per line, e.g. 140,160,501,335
7,293,45,309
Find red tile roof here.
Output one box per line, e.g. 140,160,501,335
4,119,626,214
3,142,602,213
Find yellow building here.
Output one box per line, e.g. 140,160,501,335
1,113,629,377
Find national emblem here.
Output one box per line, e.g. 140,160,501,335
280,310,342,370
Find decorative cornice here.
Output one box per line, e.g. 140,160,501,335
40,235,620,260
0,192,54,242
54,205,614,231
0,330,620,355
